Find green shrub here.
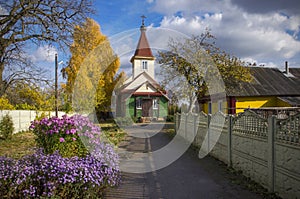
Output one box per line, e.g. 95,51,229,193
0,97,15,110
0,113,14,140
34,111,50,121
165,115,174,122
15,103,36,110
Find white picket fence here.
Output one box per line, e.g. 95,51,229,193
0,110,67,134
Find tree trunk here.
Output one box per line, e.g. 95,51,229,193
0,61,5,97
187,96,197,113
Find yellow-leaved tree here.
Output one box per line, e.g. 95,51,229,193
62,18,124,114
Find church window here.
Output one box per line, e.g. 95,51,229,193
142,61,148,70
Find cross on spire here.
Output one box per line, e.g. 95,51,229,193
141,15,146,26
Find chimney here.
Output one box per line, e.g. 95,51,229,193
285,61,289,75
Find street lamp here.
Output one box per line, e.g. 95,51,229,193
55,54,63,117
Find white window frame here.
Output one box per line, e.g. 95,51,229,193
136,98,142,109
153,98,158,109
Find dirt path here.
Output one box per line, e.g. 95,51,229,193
105,123,264,199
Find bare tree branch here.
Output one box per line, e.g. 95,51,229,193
0,0,94,96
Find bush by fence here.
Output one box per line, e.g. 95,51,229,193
0,113,14,140
175,110,300,199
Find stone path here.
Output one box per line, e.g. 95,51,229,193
105,123,264,199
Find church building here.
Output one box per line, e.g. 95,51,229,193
115,17,169,121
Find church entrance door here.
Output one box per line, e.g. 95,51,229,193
142,99,153,117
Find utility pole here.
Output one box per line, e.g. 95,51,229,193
55,53,58,117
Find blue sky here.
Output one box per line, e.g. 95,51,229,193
26,0,300,81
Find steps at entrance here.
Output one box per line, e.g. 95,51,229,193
141,117,151,123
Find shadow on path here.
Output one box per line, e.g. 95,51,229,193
105,123,264,199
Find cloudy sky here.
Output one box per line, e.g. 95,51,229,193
22,0,300,79
94,0,300,73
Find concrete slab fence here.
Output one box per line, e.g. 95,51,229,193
175,110,300,199
0,110,67,134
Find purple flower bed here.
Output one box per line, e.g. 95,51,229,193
29,114,104,157
0,149,120,198
0,114,121,198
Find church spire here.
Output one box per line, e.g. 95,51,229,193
131,15,154,62
141,15,146,27
140,15,146,31
130,16,155,79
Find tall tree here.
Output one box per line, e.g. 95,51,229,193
4,81,55,110
62,18,124,113
158,30,252,112
0,0,94,96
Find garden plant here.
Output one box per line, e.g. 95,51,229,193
0,114,120,198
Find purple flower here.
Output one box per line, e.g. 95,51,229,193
72,137,76,141
59,137,65,142
0,148,120,198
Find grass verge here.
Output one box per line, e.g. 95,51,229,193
0,131,36,159
0,121,126,159
99,121,126,146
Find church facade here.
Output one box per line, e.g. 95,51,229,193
115,19,169,121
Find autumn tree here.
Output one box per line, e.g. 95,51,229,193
0,0,93,96
158,30,252,112
62,18,124,114
4,81,55,110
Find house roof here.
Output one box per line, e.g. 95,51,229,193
130,26,154,62
226,67,300,97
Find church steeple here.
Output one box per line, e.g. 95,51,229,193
130,16,155,79
131,16,154,60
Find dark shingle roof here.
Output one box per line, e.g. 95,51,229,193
226,67,300,97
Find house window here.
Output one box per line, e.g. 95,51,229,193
153,99,158,109
136,98,142,109
218,100,223,112
142,61,148,70
208,101,212,114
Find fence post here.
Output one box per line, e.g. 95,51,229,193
207,114,211,153
228,115,233,167
268,115,276,193
185,113,188,139
174,113,177,134
193,114,198,139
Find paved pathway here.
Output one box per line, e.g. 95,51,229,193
105,123,264,199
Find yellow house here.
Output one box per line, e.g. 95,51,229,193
202,65,300,114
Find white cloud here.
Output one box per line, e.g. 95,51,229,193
151,0,230,16
30,45,58,63
149,0,300,67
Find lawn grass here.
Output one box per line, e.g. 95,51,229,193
0,121,126,159
0,131,36,159
99,121,126,146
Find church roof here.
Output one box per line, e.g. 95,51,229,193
131,26,154,62
116,71,168,100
